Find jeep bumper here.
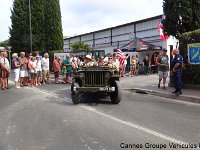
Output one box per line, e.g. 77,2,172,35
73,86,115,92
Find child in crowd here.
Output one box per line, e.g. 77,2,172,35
61,66,67,84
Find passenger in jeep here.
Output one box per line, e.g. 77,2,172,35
83,55,94,67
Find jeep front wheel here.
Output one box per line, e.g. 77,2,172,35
110,81,122,104
71,82,80,104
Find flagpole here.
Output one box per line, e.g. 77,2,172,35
29,0,32,53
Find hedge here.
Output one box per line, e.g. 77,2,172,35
179,29,200,85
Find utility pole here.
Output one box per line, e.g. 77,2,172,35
29,0,32,53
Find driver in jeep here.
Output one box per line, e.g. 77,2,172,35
105,54,119,71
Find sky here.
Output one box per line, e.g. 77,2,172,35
0,0,163,41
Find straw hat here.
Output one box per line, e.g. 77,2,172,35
85,55,92,60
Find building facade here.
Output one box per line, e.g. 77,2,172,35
64,15,163,53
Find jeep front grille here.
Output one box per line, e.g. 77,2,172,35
84,72,105,86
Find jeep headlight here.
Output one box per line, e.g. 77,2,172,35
114,70,118,74
105,72,110,79
79,73,84,78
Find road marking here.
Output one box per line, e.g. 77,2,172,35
26,87,192,146
80,105,188,144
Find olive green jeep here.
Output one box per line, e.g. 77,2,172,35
71,66,122,104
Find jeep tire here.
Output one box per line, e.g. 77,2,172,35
110,81,122,104
71,82,80,104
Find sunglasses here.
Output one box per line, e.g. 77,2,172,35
108,57,113,59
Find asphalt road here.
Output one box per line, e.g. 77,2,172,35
0,81,200,150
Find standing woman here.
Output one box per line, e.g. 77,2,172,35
0,52,10,90
12,53,21,88
135,54,139,76
30,57,37,87
36,55,42,85
130,55,137,77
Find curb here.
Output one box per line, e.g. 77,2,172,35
123,88,200,104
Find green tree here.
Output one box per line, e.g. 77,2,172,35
0,39,10,47
10,0,29,53
70,41,91,51
44,0,63,51
163,0,200,37
10,0,63,53
31,0,45,52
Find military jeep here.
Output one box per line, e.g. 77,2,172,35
71,66,122,104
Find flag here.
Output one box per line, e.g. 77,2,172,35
158,15,168,40
116,49,124,66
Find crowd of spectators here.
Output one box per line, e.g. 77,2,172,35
0,51,50,90
0,50,158,90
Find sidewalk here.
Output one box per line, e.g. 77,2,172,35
120,74,200,104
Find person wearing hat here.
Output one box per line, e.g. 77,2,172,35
156,48,169,89
84,55,93,67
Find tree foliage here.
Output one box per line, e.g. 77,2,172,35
10,0,29,53
70,41,91,51
31,0,45,51
0,39,10,47
10,0,63,53
163,0,200,37
44,0,63,51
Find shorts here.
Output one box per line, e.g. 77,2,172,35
158,71,168,78
20,70,28,77
131,64,136,69
14,68,20,82
66,70,72,77
37,71,42,77
42,70,49,78
30,73,37,79
54,71,59,78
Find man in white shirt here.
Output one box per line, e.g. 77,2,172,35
41,53,49,84
18,52,28,86
70,54,77,63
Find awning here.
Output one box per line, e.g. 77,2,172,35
120,37,162,52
